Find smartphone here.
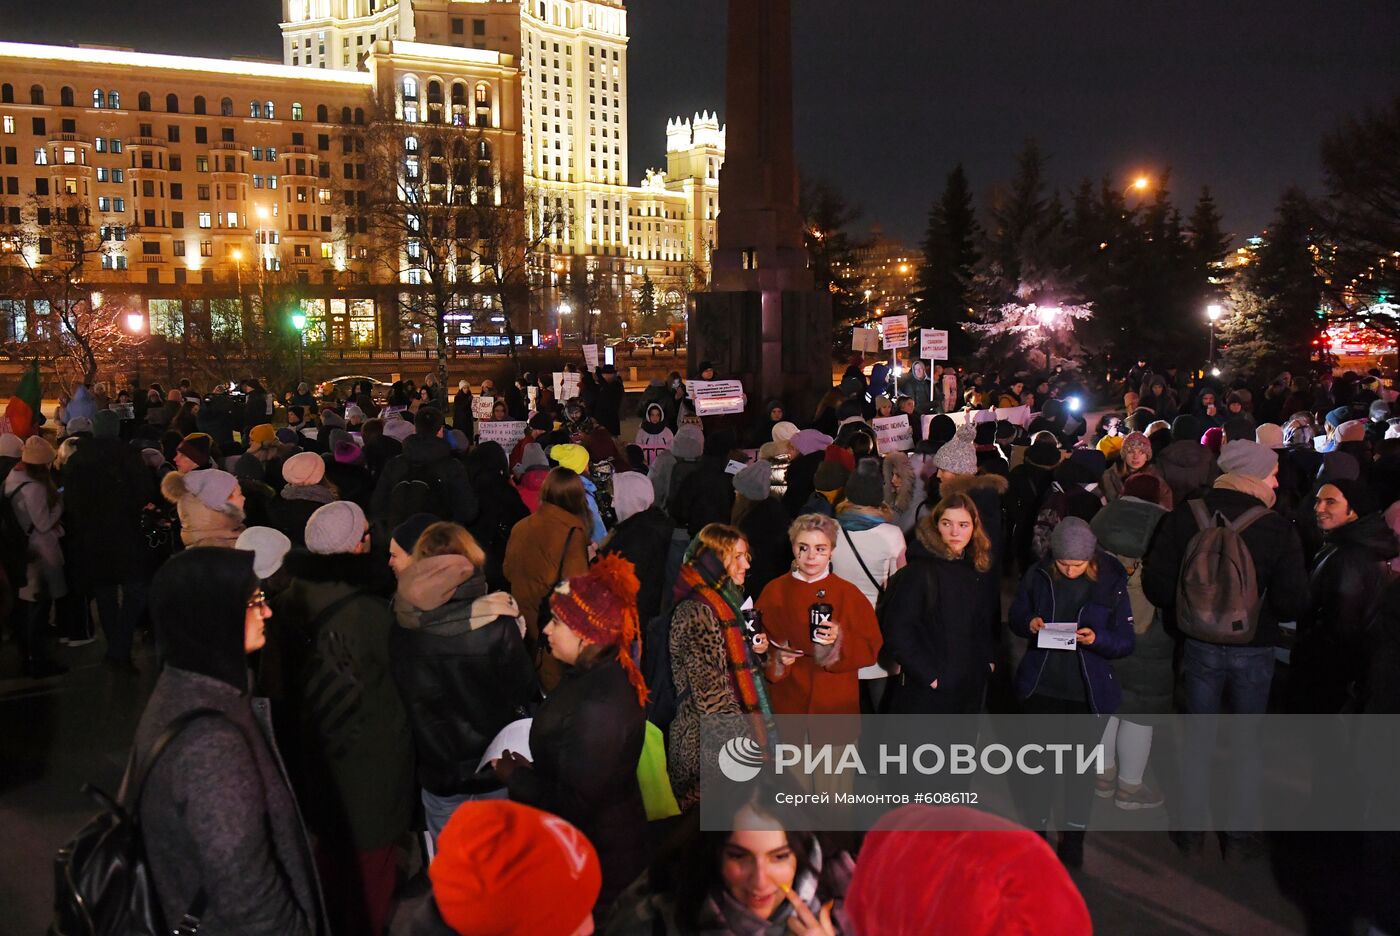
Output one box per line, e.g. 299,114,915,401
809,603,833,642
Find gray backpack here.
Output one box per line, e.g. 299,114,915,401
1175,500,1271,643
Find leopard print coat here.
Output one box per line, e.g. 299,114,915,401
667,599,748,812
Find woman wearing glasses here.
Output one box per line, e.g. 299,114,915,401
130,548,325,936
755,514,883,716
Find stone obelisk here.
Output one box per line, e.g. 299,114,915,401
689,0,831,420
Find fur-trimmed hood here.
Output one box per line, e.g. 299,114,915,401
280,548,393,593
936,471,1009,498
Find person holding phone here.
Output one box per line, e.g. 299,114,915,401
756,514,882,716
1008,517,1135,869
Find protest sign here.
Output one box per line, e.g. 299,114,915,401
928,404,1033,435
472,396,495,421
583,344,599,372
920,328,949,361
689,379,747,416
852,327,880,354
882,314,910,350
873,415,914,453
479,420,527,450
552,371,582,401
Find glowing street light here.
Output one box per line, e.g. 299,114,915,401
1131,175,1151,194
1206,303,1223,369
125,312,144,333
1035,304,1061,368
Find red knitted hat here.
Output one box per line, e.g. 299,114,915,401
846,806,1091,936
549,553,648,706
431,800,600,936
823,443,856,474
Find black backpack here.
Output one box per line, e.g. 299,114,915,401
397,459,454,521
50,709,227,936
0,486,30,587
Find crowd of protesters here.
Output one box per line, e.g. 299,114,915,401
9,353,1400,935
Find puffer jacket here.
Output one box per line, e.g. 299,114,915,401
160,470,244,548
1155,439,1218,507
5,468,66,601
1293,511,1398,711
389,556,538,796
370,433,479,526
264,549,414,851
934,472,1009,568
1008,553,1136,714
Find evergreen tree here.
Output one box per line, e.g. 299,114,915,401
800,177,865,329
1219,187,1324,377
1186,186,1231,278
636,273,660,333
916,164,980,354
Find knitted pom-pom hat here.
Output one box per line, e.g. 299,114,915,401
549,553,648,706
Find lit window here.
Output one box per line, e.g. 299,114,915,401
320,242,333,259
265,101,275,119
34,147,47,165
226,212,239,227
198,212,212,228
92,89,104,108
250,100,262,118
292,102,302,120
62,147,77,165
402,75,418,98
2,116,13,134
404,103,418,122
108,91,120,109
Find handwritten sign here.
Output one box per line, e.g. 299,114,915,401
583,344,599,372
689,379,747,417
552,372,582,401
472,396,495,421
921,328,949,361
479,420,527,450
852,327,880,354
882,315,910,351
873,415,914,453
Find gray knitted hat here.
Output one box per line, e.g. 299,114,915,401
733,459,773,501
1050,517,1097,562
932,423,978,476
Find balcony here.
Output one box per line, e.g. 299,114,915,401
48,132,93,145
283,145,317,156
126,136,168,148
209,141,249,152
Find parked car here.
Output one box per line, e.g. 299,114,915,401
652,329,675,348
316,375,392,404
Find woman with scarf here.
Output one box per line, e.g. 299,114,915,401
388,521,537,842
667,524,774,812
1101,431,1169,506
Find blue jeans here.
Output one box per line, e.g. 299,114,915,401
421,787,508,844
1179,639,1275,836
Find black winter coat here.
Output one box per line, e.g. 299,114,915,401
593,377,625,436
371,434,479,526
738,496,795,600
1006,461,1054,573
1142,487,1309,648
882,538,999,714
1292,512,1397,712
671,457,736,538
467,471,530,592
781,451,823,517
62,436,155,587
361,435,403,483
601,505,674,625
389,579,538,796
323,460,372,511
507,656,648,913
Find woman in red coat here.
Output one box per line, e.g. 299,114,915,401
757,513,882,715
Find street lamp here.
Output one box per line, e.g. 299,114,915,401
1036,304,1061,369
125,312,144,333
1206,303,1223,371
291,312,307,384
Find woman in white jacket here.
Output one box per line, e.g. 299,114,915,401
5,436,67,677
830,463,907,713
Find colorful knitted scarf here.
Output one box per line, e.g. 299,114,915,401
674,543,775,741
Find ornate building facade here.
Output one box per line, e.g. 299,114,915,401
0,0,720,352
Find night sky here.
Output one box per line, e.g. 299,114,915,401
9,0,1398,246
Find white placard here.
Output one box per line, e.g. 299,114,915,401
583,344,599,372
553,371,582,401
725,459,748,476
472,396,495,421
689,379,747,416
852,327,880,354
479,419,527,450
882,314,910,350
873,415,914,453
1037,622,1079,651
921,328,949,361
478,718,534,770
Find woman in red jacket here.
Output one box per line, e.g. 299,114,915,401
757,513,882,715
